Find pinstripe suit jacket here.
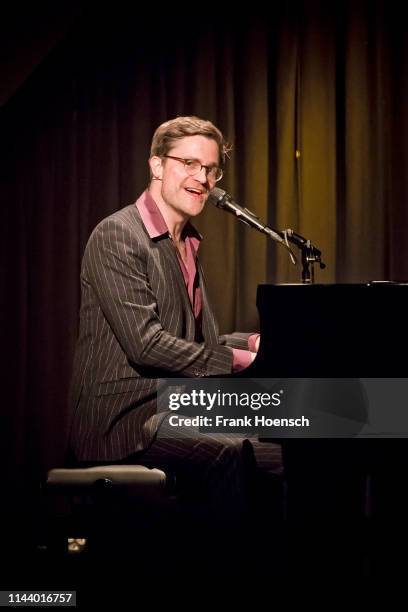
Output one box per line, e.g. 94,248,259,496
68,192,251,462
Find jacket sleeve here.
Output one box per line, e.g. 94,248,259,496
219,332,253,350
83,216,233,377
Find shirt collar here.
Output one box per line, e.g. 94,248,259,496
135,190,202,250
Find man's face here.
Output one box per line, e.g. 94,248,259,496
153,135,220,220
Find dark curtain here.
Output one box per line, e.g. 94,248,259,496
1,1,408,513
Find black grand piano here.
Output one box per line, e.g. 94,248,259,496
244,282,408,579
247,281,408,378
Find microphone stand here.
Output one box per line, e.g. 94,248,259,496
281,229,326,283
208,187,326,283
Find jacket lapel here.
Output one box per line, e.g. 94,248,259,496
197,260,219,345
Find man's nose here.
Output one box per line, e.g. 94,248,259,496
196,166,209,182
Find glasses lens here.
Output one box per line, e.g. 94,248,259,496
185,160,201,175
214,167,223,182
205,167,223,181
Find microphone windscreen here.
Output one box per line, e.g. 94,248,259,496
207,187,227,208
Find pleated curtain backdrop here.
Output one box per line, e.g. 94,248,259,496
1,1,408,502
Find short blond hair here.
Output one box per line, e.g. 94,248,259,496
150,116,231,165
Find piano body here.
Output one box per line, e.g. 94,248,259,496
244,282,408,547
248,282,408,378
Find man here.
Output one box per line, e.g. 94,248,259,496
68,116,282,525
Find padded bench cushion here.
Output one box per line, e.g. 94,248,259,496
46,465,168,498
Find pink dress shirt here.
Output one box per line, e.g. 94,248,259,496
136,191,258,372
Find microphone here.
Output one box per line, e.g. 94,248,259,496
208,187,297,264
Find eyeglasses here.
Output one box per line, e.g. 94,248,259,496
163,155,223,182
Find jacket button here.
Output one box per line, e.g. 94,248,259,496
193,368,206,377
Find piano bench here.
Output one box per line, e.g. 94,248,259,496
40,465,173,556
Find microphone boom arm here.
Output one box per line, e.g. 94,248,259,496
208,187,326,282
208,187,297,265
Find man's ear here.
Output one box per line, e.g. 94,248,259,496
149,156,163,180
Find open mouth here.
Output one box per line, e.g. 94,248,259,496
185,187,206,198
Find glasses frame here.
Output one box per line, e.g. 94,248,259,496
162,155,223,182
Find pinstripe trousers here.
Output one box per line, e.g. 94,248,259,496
129,414,283,528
